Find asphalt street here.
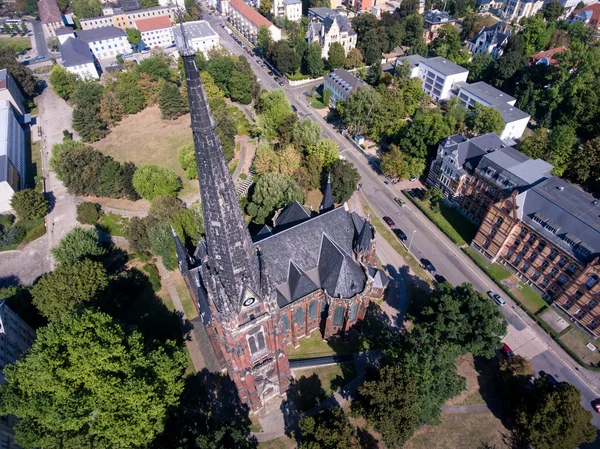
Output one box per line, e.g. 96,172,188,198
202,11,600,443
29,19,50,59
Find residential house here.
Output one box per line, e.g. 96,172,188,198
228,0,282,44
467,21,511,59
79,5,177,30
76,26,131,60
0,70,25,116
395,54,425,78
500,0,544,22
454,81,530,139
135,16,175,48
283,0,302,21
561,0,596,15
476,0,503,12
415,56,469,101
39,0,63,38
372,4,395,19
567,4,600,34
529,46,568,66
0,301,36,447
0,101,26,212
59,37,100,79
308,8,357,58
172,20,219,56
323,68,368,106
423,9,455,44
471,176,600,337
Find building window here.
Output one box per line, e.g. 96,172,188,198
281,315,289,332
575,289,584,299
522,262,530,272
549,268,559,278
514,256,522,265
521,247,528,256
333,306,344,326
549,249,559,259
532,271,541,281
308,300,317,319
568,264,579,274
513,239,521,248
536,240,546,252
585,275,599,290
295,306,304,325
588,299,598,309
528,235,537,245
248,335,257,354
558,256,568,267
496,217,504,226
349,303,358,321
576,309,587,320
529,253,537,263
590,320,599,330
519,229,528,238
541,260,549,270
541,278,549,287
558,274,568,285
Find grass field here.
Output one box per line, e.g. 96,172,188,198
98,212,128,237
287,332,351,359
304,189,323,210
560,327,600,366
257,436,295,449
463,247,511,282
172,269,199,320
93,106,196,199
0,36,31,54
511,281,547,314
294,362,357,397
27,140,42,187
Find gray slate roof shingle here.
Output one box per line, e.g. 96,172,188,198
76,26,127,42
274,201,311,229
59,37,95,67
421,56,469,77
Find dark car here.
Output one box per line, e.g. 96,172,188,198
291,105,297,112
420,258,435,273
383,216,395,227
539,371,558,386
393,228,407,241
279,81,284,86
274,77,280,82
434,274,447,284
268,71,273,76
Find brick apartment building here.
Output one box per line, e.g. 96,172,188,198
428,133,600,337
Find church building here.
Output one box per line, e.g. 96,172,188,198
174,31,389,413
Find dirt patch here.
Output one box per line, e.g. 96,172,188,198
90,196,150,214
445,354,483,406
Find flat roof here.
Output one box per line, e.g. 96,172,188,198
456,81,516,106
492,102,530,123
396,54,425,69
421,56,468,77
172,20,218,41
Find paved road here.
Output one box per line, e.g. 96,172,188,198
29,19,49,59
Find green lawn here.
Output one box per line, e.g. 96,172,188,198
560,327,600,366
404,193,478,246
511,281,547,314
463,247,511,282
0,36,31,54
97,212,128,237
308,94,326,109
27,140,42,188
294,362,357,397
287,332,347,359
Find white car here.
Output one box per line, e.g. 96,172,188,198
487,291,506,306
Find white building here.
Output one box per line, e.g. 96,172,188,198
467,21,511,59
76,26,131,60
79,5,177,30
416,56,469,101
371,4,394,18
455,81,530,140
59,37,100,80
0,70,26,117
136,16,175,49
308,8,357,58
283,0,302,21
0,102,26,213
324,68,368,106
229,0,282,44
55,26,76,44
172,20,219,56
500,0,544,22
395,54,425,79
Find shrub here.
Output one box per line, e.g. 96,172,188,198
51,227,107,264
0,214,15,228
143,263,161,292
0,224,26,249
132,165,182,200
10,189,48,220
76,202,103,225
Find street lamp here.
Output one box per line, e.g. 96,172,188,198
408,230,417,253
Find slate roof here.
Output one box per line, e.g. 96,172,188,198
368,266,390,289
255,206,367,306
516,177,600,263
320,175,334,213
423,9,455,25
440,133,506,172
421,56,468,77
356,219,372,253
308,7,340,20
323,14,356,36
274,201,311,230
76,26,126,42
59,37,95,67
468,21,510,46
325,68,367,93
456,81,516,106
56,26,75,36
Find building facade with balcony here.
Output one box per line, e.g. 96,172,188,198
471,177,600,336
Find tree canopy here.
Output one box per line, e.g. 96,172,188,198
10,189,47,220
50,227,107,264
247,173,304,224
132,165,182,200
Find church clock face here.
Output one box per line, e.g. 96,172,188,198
243,297,256,308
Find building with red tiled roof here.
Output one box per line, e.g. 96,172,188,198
134,16,174,48
567,4,600,33
38,0,63,38
228,0,281,45
529,46,568,67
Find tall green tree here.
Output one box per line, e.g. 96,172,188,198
0,309,186,449
247,173,304,224
49,64,77,100
50,227,106,264
344,48,363,69
126,28,141,46
255,89,294,140
257,26,271,53
117,71,146,114
298,408,360,449
0,47,37,96
147,219,178,270
467,52,494,83
467,104,505,136
72,104,108,142
71,0,102,18
541,0,564,22
548,124,577,176
381,145,426,180
568,136,600,184
304,41,324,78
307,139,339,167
30,259,109,322
132,165,182,200
327,42,346,70
158,82,188,120
10,189,47,220
329,159,359,204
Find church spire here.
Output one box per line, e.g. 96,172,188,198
320,173,334,214
179,35,261,315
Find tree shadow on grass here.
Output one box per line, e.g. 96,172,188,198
287,373,326,414
152,369,258,449
357,427,380,449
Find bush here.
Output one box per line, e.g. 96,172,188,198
21,221,46,244
51,227,107,264
10,189,48,220
143,263,161,292
76,202,103,225
0,224,26,249
0,214,15,228
132,165,182,200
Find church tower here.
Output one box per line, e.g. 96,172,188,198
178,31,291,412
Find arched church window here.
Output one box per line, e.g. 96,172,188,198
281,315,290,332
309,300,317,318
333,306,344,326
257,331,265,350
295,306,304,325
349,303,358,321
248,336,257,354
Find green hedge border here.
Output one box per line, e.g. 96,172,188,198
462,246,600,372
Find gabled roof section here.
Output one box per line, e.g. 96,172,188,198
76,26,127,42
320,174,334,213
318,234,365,298
60,37,95,67
356,217,372,253
39,0,62,24
275,202,311,230
288,261,318,302
229,0,273,28
135,15,172,32
368,266,390,289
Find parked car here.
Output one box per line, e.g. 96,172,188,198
409,177,418,182
539,371,558,386
420,258,435,273
383,216,395,227
501,343,514,357
35,55,44,60
268,71,273,76
247,51,253,56
434,274,447,284
393,228,407,241
592,400,600,414
260,64,266,69
487,291,506,306
274,77,280,82
291,105,297,112
394,197,407,207
256,59,261,64
279,81,284,86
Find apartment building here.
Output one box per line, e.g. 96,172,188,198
395,54,425,78
0,70,25,116
76,26,131,60
79,5,177,30
471,177,600,337
228,0,282,44
283,0,302,21
307,8,357,58
39,0,63,38
136,16,174,48
423,9,455,44
324,68,368,106
467,21,511,59
567,4,600,34
416,56,469,101
501,0,544,22
172,21,219,56
59,37,100,80
454,81,530,139
0,101,26,213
